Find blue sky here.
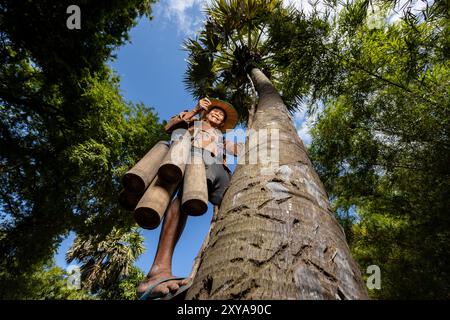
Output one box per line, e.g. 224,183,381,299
55,0,314,278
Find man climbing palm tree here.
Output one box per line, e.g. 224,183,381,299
137,97,241,300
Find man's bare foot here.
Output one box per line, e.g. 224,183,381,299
137,271,188,298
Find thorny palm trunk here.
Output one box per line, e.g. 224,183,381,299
186,68,368,299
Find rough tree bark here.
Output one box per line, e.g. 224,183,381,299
185,68,368,299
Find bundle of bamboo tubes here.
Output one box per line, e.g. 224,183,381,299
119,135,209,230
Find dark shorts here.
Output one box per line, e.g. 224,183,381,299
176,146,231,206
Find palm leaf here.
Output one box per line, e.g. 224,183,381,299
183,0,299,124
66,227,144,292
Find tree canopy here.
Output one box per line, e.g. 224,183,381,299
0,0,165,299
184,0,295,125
1,0,448,299
268,0,449,298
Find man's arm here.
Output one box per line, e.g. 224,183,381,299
164,98,211,133
180,97,211,121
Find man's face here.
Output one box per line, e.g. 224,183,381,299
206,107,226,127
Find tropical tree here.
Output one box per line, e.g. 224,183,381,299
0,0,162,298
316,1,448,299
0,258,94,300
269,0,450,298
66,227,145,294
98,265,145,300
183,0,368,299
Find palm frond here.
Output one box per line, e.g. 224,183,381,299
183,0,303,123
65,227,144,292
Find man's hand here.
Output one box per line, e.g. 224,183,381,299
177,98,211,122
179,111,189,120
195,97,211,113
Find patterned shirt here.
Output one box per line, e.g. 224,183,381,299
188,119,242,161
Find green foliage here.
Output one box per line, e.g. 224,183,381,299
66,228,145,294
97,266,145,300
183,0,298,125
265,0,449,299
0,259,94,300
0,0,155,82
271,1,450,298
3,0,447,300
0,0,163,299
267,7,337,109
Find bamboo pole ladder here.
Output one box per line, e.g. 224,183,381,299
181,151,208,216
118,189,143,211
133,176,179,230
122,141,170,194
158,131,191,184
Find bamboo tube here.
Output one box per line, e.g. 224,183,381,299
158,132,191,184
181,153,208,216
133,177,179,230
118,189,142,211
122,141,169,194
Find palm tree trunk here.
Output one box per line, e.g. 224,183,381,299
185,68,368,299
246,73,257,129
187,206,220,281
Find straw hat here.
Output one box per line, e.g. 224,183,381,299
201,98,238,132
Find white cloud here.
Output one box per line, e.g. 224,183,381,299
387,0,430,24
297,120,313,147
293,100,325,147
284,0,338,17
154,0,336,37
284,0,321,14
294,105,308,122
154,0,209,37
293,103,314,147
